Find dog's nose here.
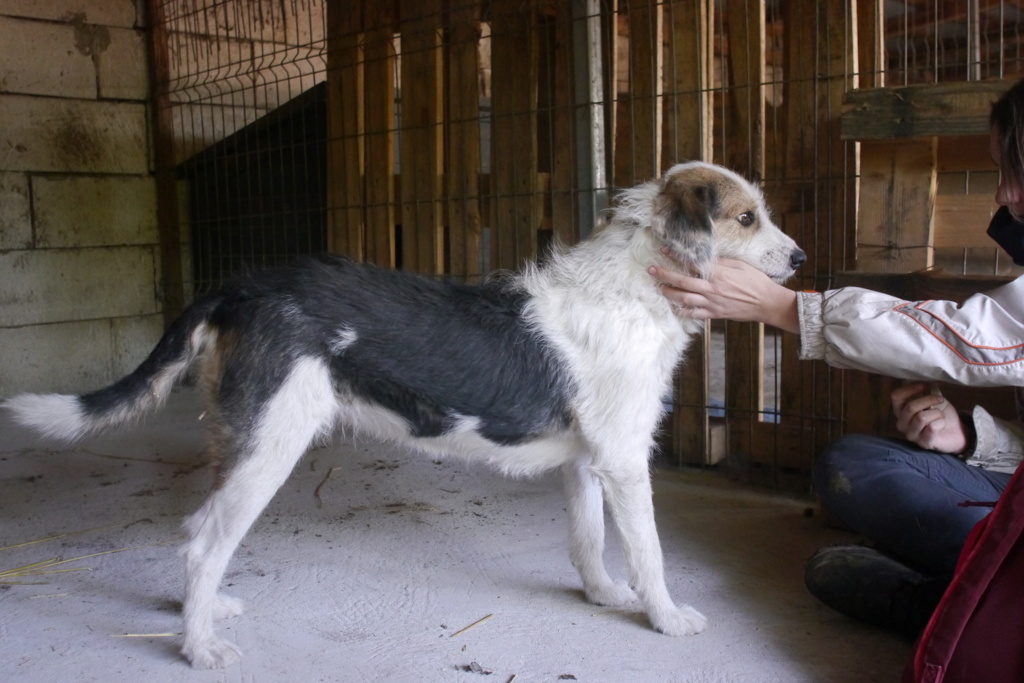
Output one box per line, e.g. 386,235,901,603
790,249,807,270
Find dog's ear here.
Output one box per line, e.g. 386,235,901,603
653,177,717,272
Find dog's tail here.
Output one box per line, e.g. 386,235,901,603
3,296,220,442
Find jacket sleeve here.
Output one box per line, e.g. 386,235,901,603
963,405,1024,474
795,276,1024,388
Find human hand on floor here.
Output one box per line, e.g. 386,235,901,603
891,382,969,454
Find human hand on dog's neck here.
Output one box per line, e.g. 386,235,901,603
649,258,800,334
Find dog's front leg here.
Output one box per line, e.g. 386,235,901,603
602,463,707,636
562,460,636,607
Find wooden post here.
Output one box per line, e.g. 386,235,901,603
446,0,483,280
662,0,713,166
723,0,767,470
399,0,445,274
725,0,765,179
326,0,365,260
602,0,619,195
815,1,860,466
662,0,715,465
363,0,396,267
550,1,578,247
769,0,859,470
145,0,186,325
490,0,540,271
571,0,609,241
967,0,981,81
622,0,662,182
857,0,884,88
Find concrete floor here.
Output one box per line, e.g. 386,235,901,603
1,389,911,682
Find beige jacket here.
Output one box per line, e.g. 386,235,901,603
796,277,1024,474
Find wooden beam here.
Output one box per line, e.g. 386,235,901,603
326,0,365,260
768,0,857,470
363,0,395,267
145,0,186,324
602,1,619,189
856,0,884,88
549,0,577,247
662,0,714,466
781,0,818,177
724,0,765,179
662,0,713,167
841,79,1012,140
774,0,825,471
816,0,860,465
722,0,767,472
490,0,540,271
568,0,608,241
445,0,483,279
622,0,662,182
399,0,444,274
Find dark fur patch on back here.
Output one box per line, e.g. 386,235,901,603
207,256,574,446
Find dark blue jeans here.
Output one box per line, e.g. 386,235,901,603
813,434,1011,577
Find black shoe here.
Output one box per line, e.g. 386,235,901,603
804,545,948,638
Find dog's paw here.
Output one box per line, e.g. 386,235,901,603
183,637,242,669
213,593,245,621
651,604,707,636
585,579,637,607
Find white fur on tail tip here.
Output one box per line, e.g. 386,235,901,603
3,394,89,442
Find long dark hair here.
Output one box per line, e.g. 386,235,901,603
991,78,1024,214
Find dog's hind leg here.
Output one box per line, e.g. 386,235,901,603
180,357,337,669
601,457,707,636
563,460,636,606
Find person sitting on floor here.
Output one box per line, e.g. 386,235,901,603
648,77,1024,637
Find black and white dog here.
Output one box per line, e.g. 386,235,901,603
5,161,805,669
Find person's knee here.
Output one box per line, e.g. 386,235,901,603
812,434,884,506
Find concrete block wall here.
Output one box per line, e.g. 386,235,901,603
0,1,161,395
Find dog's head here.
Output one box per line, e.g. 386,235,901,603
640,162,805,282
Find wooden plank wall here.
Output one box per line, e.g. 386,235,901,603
326,0,551,278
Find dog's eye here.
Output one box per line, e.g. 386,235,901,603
737,211,755,227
